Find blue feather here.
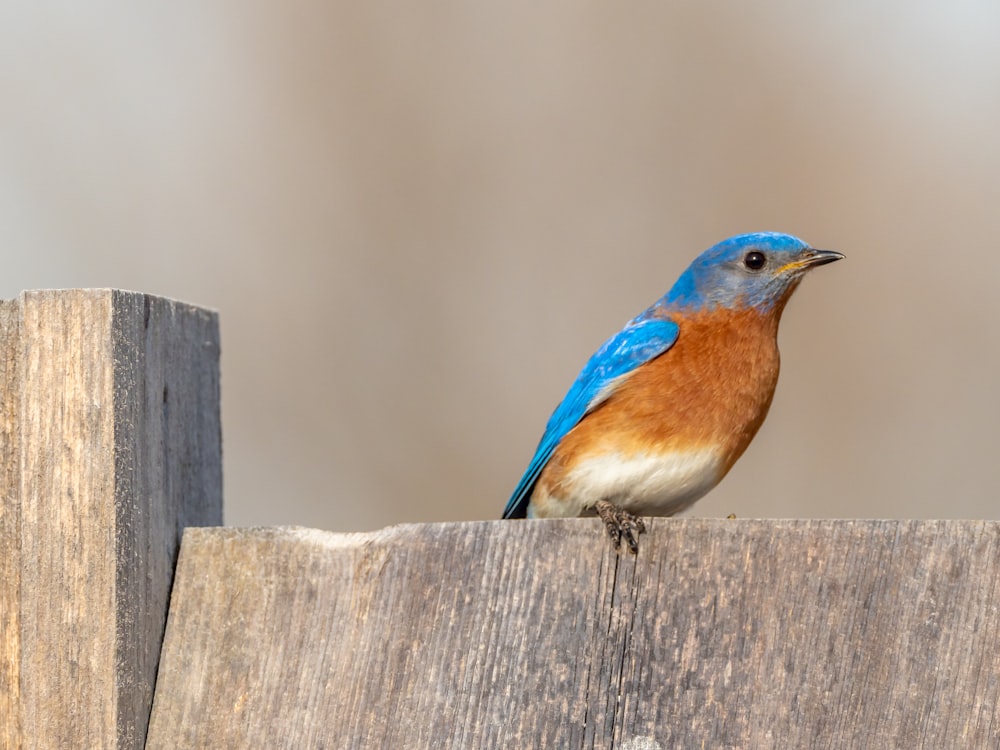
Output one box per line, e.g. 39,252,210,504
502,314,680,518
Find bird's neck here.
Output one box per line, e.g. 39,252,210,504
651,296,790,334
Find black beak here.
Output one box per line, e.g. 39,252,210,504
804,249,845,267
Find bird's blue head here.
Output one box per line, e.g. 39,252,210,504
665,232,843,312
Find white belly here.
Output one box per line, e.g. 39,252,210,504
530,448,724,518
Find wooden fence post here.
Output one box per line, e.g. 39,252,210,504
0,290,222,750
148,518,1000,748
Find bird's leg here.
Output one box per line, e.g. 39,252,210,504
595,500,646,554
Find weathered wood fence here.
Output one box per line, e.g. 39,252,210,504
0,290,221,749
3,291,1000,749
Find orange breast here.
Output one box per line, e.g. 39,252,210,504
536,306,782,501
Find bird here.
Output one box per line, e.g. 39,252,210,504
502,232,843,553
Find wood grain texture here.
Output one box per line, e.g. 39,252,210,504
147,519,1000,749
0,290,222,750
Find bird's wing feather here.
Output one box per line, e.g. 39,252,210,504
502,316,680,518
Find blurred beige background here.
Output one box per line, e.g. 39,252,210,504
2,3,998,530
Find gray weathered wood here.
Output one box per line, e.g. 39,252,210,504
0,290,222,750
147,519,1000,748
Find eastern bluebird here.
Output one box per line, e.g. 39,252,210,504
503,232,843,552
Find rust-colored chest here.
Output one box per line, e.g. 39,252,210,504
570,307,782,471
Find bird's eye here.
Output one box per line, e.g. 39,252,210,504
743,251,766,271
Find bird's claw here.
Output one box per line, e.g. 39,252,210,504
595,500,646,554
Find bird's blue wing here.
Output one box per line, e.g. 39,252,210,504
502,315,680,518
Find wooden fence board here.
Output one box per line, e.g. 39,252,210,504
147,519,1000,749
0,290,222,750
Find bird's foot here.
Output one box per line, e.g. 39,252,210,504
595,500,646,554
